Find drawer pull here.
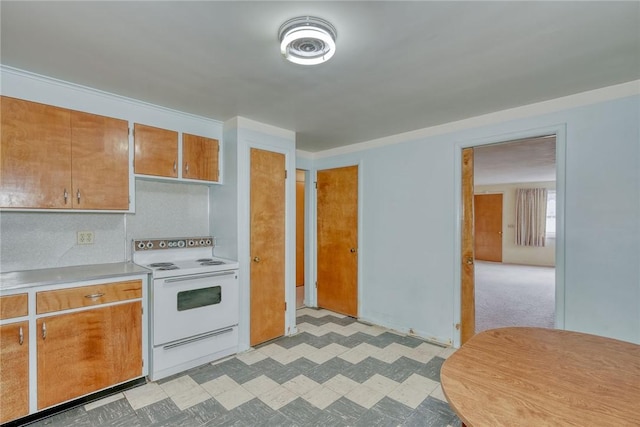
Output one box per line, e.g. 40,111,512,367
42,322,46,340
85,293,105,299
19,326,24,345
64,188,68,204
77,189,81,204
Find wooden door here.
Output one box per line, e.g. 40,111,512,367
296,170,305,287
71,111,129,210
183,133,219,181
317,165,358,317
250,148,286,346
0,96,72,209
474,194,503,262
0,322,29,423
461,148,475,344
37,302,142,409
133,123,178,177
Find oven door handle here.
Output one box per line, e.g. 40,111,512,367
163,270,236,283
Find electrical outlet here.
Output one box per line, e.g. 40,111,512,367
77,231,94,245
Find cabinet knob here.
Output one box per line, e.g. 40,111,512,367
64,188,68,204
76,189,81,204
253,256,261,263
42,322,47,340
185,163,190,175
19,326,24,345
173,161,177,172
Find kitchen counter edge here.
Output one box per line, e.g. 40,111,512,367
0,262,151,291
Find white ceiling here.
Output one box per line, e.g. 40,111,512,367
474,136,556,185
1,2,638,152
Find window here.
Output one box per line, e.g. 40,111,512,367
546,190,556,238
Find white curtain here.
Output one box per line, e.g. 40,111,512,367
515,188,548,247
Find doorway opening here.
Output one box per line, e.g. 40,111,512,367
472,136,557,334
296,169,306,308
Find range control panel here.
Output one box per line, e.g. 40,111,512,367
133,237,214,251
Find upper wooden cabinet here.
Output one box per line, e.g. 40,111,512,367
1,97,72,208
0,96,130,210
133,123,179,178
183,133,219,182
134,124,220,183
71,111,129,210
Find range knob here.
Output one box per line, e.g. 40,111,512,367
146,241,154,249
188,240,195,247
159,241,166,248
137,241,146,250
177,240,186,248
199,239,205,246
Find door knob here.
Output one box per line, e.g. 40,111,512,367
253,257,261,263
350,248,357,253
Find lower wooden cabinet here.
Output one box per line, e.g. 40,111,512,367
0,321,30,423
36,301,142,409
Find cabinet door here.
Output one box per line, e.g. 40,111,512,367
133,123,178,178
37,302,142,409
71,111,130,210
182,133,219,181
0,96,72,208
0,322,29,423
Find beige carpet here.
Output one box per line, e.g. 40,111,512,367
475,261,555,333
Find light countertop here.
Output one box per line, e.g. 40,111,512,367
0,262,150,291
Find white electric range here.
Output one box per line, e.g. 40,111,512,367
132,236,239,380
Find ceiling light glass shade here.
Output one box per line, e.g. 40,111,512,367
278,16,337,65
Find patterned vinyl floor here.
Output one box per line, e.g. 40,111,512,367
29,308,461,427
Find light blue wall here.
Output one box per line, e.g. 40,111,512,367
309,95,640,345
216,118,297,351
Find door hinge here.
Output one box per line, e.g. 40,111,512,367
315,181,318,189
129,127,132,136
315,281,318,288
285,170,288,179
284,301,287,311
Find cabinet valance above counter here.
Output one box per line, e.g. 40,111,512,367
0,262,150,291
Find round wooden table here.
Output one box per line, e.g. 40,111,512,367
440,327,640,426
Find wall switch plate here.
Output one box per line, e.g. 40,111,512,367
77,231,94,245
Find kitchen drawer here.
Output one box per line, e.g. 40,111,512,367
0,293,28,320
37,280,142,314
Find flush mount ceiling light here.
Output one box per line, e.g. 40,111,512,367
278,16,337,65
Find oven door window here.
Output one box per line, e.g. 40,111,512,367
177,286,221,311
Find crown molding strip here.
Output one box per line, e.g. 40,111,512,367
0,65,223,126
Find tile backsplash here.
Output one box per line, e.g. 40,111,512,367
0,180,210,272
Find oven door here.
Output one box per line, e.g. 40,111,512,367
153,270,238,345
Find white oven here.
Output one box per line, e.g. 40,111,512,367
132,236,239,380
153,271,238,347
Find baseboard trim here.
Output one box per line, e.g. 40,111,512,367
2,377,146,427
